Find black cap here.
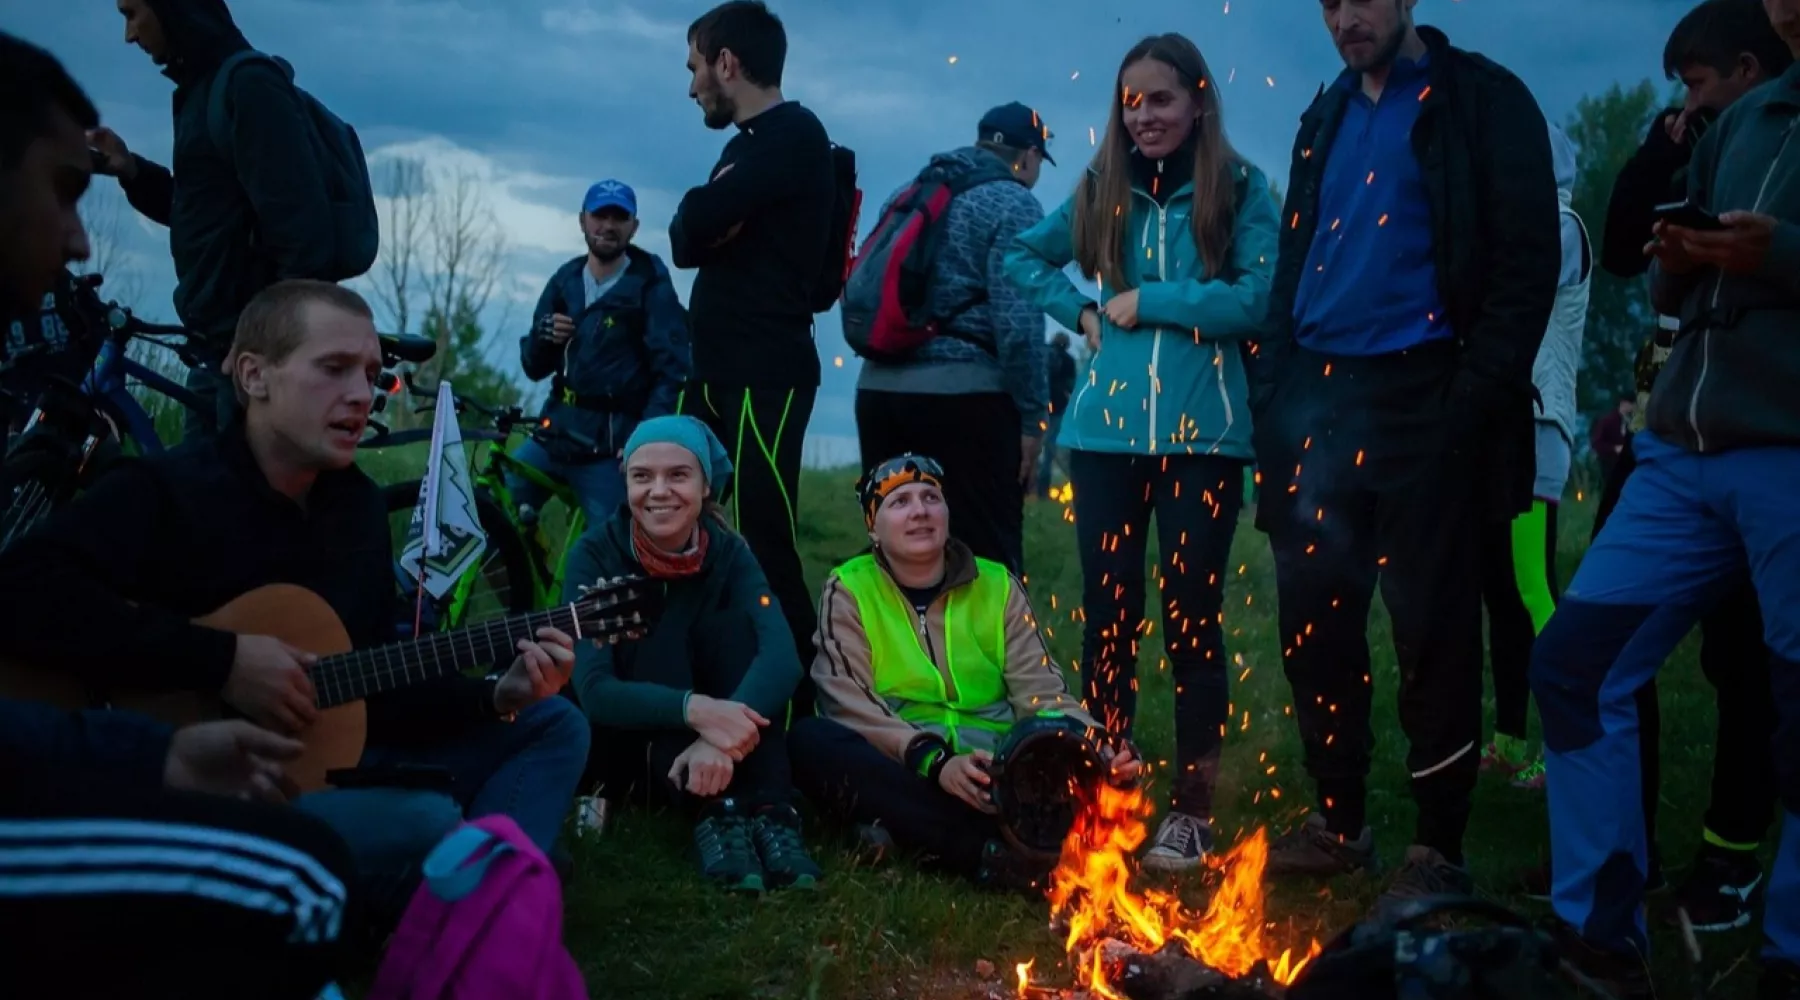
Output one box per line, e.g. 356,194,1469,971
978,101,1054,165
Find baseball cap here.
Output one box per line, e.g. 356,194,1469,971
978,102,1055,165
582,179,637,216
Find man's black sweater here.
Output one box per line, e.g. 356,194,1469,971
669,100,834,389
0,423,502,747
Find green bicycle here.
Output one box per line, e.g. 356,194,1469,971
368,379,598,633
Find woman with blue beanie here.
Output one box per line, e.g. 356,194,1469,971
561,415,821,893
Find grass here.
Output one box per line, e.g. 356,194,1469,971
356,444,1769,999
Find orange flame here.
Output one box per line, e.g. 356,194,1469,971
1015,959,1033,996
1047,783,1321,994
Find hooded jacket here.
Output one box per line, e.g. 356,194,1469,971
119,0,337,342
520,246,692,463
1648,64,1800,452
1533,124,1591,449
1004,157,1279,461
855,147,1049,437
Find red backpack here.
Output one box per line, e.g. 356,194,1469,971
840,156,1022,362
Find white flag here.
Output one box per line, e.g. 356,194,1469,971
398,381,487,600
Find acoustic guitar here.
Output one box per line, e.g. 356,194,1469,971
0,577,649,793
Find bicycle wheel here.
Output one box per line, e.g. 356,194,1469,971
0,447,79,553
382,479,535,630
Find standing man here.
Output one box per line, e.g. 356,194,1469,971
852,102,1052,575
1588,0,1790,939
671,0,837,712
1531,0,1800,993
89,0,360,441
515,179,691,528
1039,330,1077,499
1248,0,1559,910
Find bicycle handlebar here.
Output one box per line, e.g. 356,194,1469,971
395,372,600,453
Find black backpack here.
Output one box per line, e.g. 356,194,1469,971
811,143,861,313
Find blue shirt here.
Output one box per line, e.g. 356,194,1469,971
1292,54,1451,356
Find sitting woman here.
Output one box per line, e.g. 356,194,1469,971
790,454,1138,892
562,415,822,894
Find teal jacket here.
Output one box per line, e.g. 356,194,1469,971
565,509,801,729
1003,160,1279,460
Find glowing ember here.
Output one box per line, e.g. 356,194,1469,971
1022,783,1319,996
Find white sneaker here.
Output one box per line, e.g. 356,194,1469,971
1141,812,1214,873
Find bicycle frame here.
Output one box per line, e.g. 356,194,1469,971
431,431,590,631
82,332,205,455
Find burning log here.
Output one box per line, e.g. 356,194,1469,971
1093,939,1286,1000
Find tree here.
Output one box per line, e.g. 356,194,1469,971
1563,80,1665,416
73,186,142,309
420,291,522,412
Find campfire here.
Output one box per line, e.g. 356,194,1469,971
1018,782,1321,999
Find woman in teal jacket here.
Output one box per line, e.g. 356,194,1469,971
1003,31,1278,874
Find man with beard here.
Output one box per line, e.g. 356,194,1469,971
515,180,691,527
1248,0,1559,912
671,1,836,712
89,0,355,442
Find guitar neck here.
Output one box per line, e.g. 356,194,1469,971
311,606,577,709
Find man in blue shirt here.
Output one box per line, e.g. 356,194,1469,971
1248,0,1560,915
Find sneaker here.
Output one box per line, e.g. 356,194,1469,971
1671,849,1763,933
1762,961,1800,1000
751,804,824,890
975,839,1054,897
1141,812,1215,874
1371,845,1473,921
693,799,763,894
1265,813,1380,879
1542,918,1655,1000
1509,758,1547,791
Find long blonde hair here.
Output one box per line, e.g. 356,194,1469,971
1071,33,1241,291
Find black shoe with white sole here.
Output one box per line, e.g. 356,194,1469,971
1673,848,1763,932
1141,812,1214,874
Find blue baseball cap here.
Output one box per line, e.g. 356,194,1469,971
582,179,637,216
978,102,1055,165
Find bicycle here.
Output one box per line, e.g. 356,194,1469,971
361,374,600,632
0,273,438,551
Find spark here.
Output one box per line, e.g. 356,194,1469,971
1072,70,1080,80
833,356,844,368
947,54,959,64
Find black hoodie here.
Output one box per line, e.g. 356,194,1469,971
119,0,337,343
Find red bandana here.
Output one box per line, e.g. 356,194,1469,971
631,519,710,579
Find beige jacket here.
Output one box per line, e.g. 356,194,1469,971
809,540,1099,763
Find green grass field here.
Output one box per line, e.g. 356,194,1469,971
359,445,1768,999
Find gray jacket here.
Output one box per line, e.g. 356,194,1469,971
1533,123,1590,447
1648,64,1800,452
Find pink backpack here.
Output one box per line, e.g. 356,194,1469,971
369,816,586,1000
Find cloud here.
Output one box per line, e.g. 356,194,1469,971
540,3,685,44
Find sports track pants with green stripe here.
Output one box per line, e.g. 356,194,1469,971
681,382,819,715
1481,499,1559,742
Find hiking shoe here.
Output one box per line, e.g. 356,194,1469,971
1671,849,1762,932
854,822,897,866
1479,738,1528,775
751,804,823,890
1371,845,1473,921
1542,918,1655,1000
975,839,1054,898
693,799,763,893
1761,961,1800,999
1509,758,1547,791
1265,813,1379,879
1141,812,1214,874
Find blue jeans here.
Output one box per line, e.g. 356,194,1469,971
294,697,589,919
504,436,625,527
1530,431,1800,964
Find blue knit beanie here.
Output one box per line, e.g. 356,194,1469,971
622,416,734,493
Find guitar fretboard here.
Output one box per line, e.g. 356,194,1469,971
307,604,619,709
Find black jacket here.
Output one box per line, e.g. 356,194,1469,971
669,101,834,389
119,0,337,342
0,423,503,748
1252,26,1561,521
521,247,691,463
1601,107,1704,280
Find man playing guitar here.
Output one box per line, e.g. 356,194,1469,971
0,278,591,923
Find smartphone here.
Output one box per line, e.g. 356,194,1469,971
1654,199,1725,232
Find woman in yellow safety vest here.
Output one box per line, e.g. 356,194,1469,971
789,453,1139,892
